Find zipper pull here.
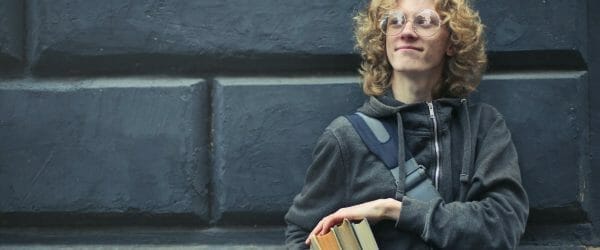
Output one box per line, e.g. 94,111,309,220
427,102,435,119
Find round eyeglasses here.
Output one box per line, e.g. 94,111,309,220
379,9,442,38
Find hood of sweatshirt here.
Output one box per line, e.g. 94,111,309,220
358,92,462,123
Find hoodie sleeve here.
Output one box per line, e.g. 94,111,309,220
284,126,349,250
396,111,529,249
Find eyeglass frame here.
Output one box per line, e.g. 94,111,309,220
379,9,443,38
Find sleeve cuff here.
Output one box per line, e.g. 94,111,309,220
395,196,431,236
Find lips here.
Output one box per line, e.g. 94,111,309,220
395,45,423,52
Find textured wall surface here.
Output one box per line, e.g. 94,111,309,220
588,0,600,246
0,78,210,226
0,0,23,72
475,0,586,52
27,0,363,75
0,0,597,248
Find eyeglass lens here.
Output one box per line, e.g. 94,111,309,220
382,9,441,37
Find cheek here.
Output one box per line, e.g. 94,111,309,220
385,38,394,59
423,50,446,68
428,45,447,62
427,38,451,63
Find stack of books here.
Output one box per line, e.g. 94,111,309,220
309,218,378,250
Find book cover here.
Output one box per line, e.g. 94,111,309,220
333,219,361,250
351,218,379,250
310,218,379,250
310,234,321,250
313,229,341,250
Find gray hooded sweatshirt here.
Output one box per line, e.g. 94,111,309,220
284,95,529,249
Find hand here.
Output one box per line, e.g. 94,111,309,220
305,198,402,245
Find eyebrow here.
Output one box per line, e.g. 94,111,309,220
388,8,437,16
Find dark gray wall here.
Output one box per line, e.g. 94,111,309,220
0,78,210,226
26,0,362,75
0,0,597,248
476,1,586,52
0,0,23,74
588,0,600,246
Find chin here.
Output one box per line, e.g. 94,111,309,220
394,68,427,73
390,62,427,72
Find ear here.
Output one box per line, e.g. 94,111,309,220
446,44,455,56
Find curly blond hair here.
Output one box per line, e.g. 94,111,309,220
354,0,487,97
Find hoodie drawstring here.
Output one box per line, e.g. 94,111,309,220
395,112,407,201
459,99,473,185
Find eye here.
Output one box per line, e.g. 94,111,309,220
415,15,431,26
388,12,406,27
415,10,440,28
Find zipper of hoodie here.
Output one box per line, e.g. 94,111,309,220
427,102,441,190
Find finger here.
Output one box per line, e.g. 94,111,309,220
306,220,324,245
310,220,323,236
321,220,335,235
318,223,328,235
320,215,343,235
320,215,337,235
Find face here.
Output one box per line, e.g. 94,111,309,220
384,0,452,75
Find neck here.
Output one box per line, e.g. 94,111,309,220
390,68,444,104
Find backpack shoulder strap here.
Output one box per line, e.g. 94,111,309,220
346,112,441,201
344,112,399,169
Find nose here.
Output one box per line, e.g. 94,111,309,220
399,21,418,40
